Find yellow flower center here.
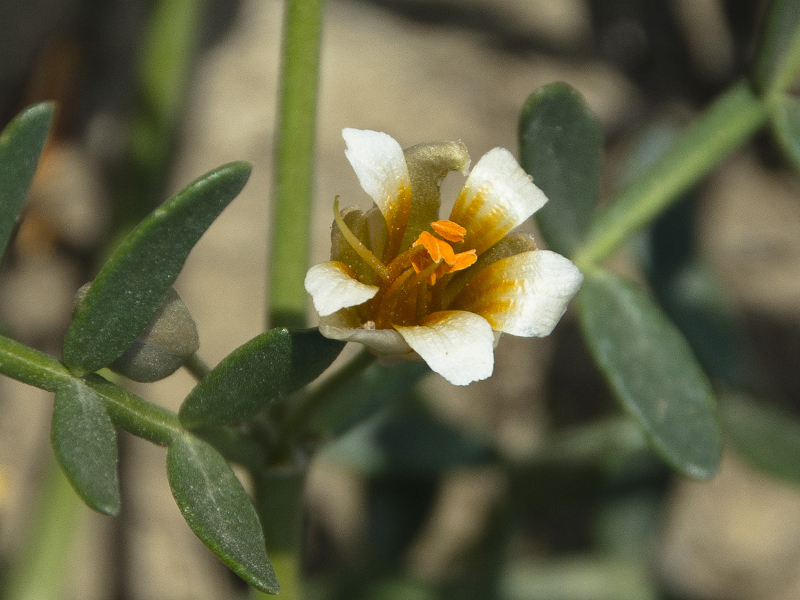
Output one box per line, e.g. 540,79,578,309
333,202,477,328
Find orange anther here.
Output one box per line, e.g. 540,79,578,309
414,231,455,265
431,220,466,243
450,249,477,272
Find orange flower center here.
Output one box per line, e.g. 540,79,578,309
333,202,478,328
410,222,477,285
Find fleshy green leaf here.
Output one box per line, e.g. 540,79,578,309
0,102,54,261
179,328,345,429
63,162,251,375
518,82,602,257
167,434,278,594
770,94,800,171
752,0,800,93
578,270,722,479
724,394,800,486
51,381,120,516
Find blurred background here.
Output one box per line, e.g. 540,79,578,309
2,0,800,598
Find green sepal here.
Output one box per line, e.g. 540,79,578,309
166,434,278,594
0,102,54,261
752,0,800,94
62,162,251,375
400,140,470,250
179,328,345,429
770,93,800,171
50,380,120,516
578,270,722,480
724,394,800,486
519,82,602,257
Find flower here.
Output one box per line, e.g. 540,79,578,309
304,129,583,385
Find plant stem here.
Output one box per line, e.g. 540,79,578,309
0,335,183,445
251,463,308,600
752,0,800,94
0,334,72,391
573,81,768,271
280,348,375,438
116,0,208,233
2,456,82,600
183,352,211,381
84,374,182,445
268,0,325,329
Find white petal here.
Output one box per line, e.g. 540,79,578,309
342,129,412,256
451,250,583,337
304,261,379,316
450,148,548,255
319,310,413,356
394,311,494,386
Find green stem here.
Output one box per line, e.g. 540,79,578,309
0,335,182,445
280,348,375,438
268,0,325,329
183,352,211,381
83,374,182,446
0,334,72,391
752,0,800,94
251,464,308,600
2,456,82,600
116,0,208,233
573,81,768,271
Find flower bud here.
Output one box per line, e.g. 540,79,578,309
73,284,200,382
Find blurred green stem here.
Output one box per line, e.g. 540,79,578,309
251,465,307,600
573,81,768,271
268,0,325,329
280,348,375,439
2,456,82,600
116,0,207,233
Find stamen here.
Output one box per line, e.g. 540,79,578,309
431,220,467,243
375,267,415,327
415,231,456,265
333,197,390,281
386,243,427,276
414,255,446,286
416,279,428,323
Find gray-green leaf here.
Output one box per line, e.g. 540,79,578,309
63,162,251,375
724,394,800,486
179,328,345,429
578,270,722,479
518,82,602,257
167,434,278,594
51,381,120,516
0,102,54,261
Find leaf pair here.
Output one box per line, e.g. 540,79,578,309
519,83,722,479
